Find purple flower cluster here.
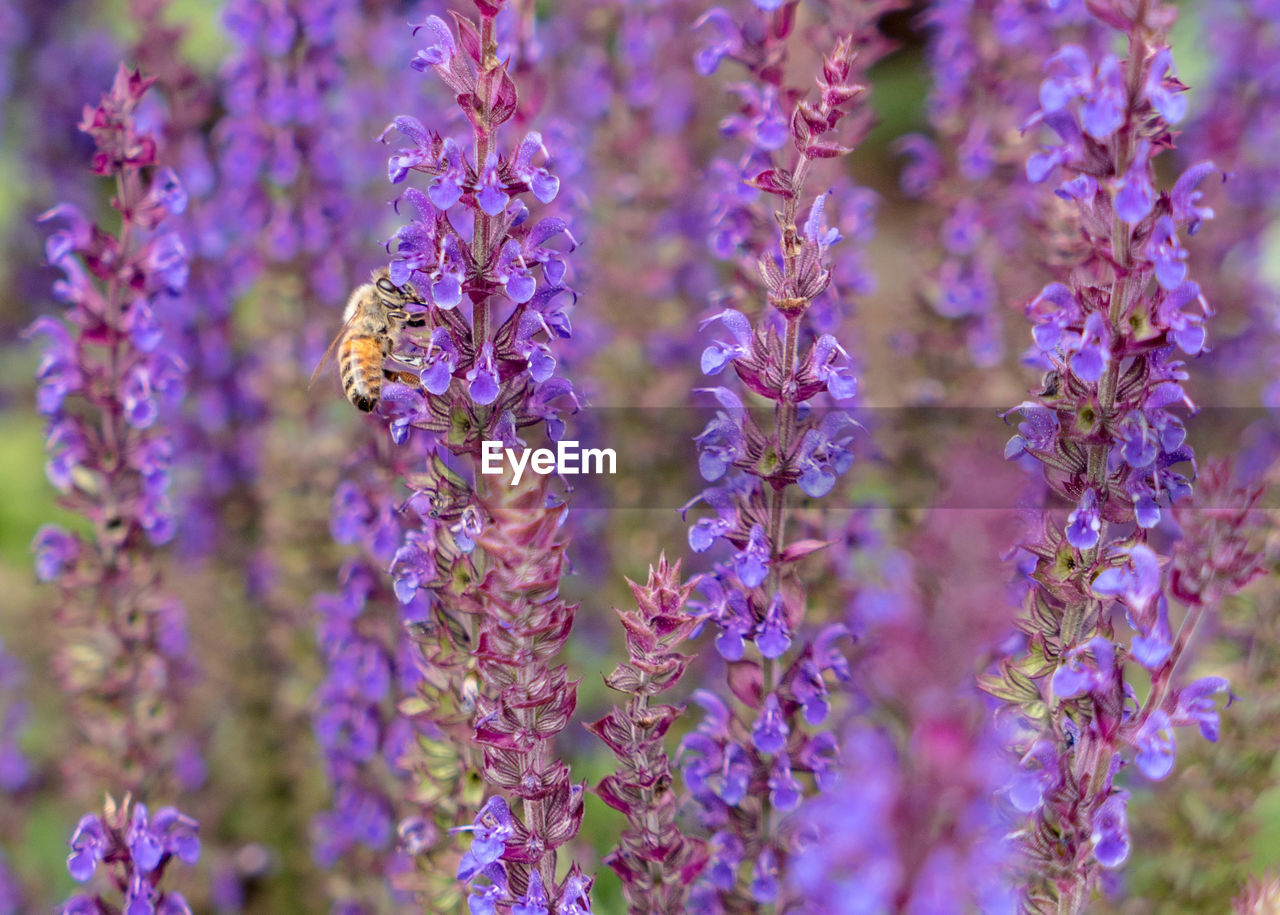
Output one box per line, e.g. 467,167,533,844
311,450,426,907
1175,0,1280,404
218,0,360,302
899,0,1101,368
985,1,1264,908
367,2,591,909
27,64,195,794
677,14,877,909
127,1,263,561
787,450,1033,911
60,796,199,915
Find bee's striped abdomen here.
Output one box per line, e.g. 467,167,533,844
340,333,385,412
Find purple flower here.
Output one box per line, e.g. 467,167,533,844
467,342,500,405
1132,710,1176,780
67,814,108,882
720,741,751,805
750,848,779,904
733,524,770,588
127,804,164,873
755,592,791,659
32,524,78,582
1091,544,1161,615
476,153,510,216
1146,216,1188,290
513,133,559,203
410,15,456,69
1171,677,1234,742
1052,636,1116,699
693,9,742,76
1065,488,1101,549
454,797,516,881
1090,792,1131,868
751,692,789,755
700,309,753,375
1143,48,1186,124
768,755,802,811
513,871,549,915
1114,143,1155,224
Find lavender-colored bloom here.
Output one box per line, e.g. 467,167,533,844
60,799,199,914
1132,709,1176,780
369,6,594,908
28,64,197,797
983,4,1268,908
1090,792,1130,868
751,693,789,755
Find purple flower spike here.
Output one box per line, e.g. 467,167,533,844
61,799,200,912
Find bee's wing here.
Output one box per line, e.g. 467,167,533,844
307,310,361,390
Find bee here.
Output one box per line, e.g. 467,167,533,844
310,267,427,412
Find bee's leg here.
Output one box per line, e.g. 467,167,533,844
383,369,422,387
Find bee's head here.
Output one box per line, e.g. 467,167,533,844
371,267,423,308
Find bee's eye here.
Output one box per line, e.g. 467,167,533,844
376,278,398,295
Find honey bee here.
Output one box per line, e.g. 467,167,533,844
310,267,426,412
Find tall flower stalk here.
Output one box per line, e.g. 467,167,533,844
588,556,706,913
28,64,194,799
679,9,881,908
370,1,589,909
986,1,1262,909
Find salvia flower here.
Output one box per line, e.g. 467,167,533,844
28,63,195,794
59,795,199,915
677,10,890,905
983,4,1268,910
365,7,591,909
